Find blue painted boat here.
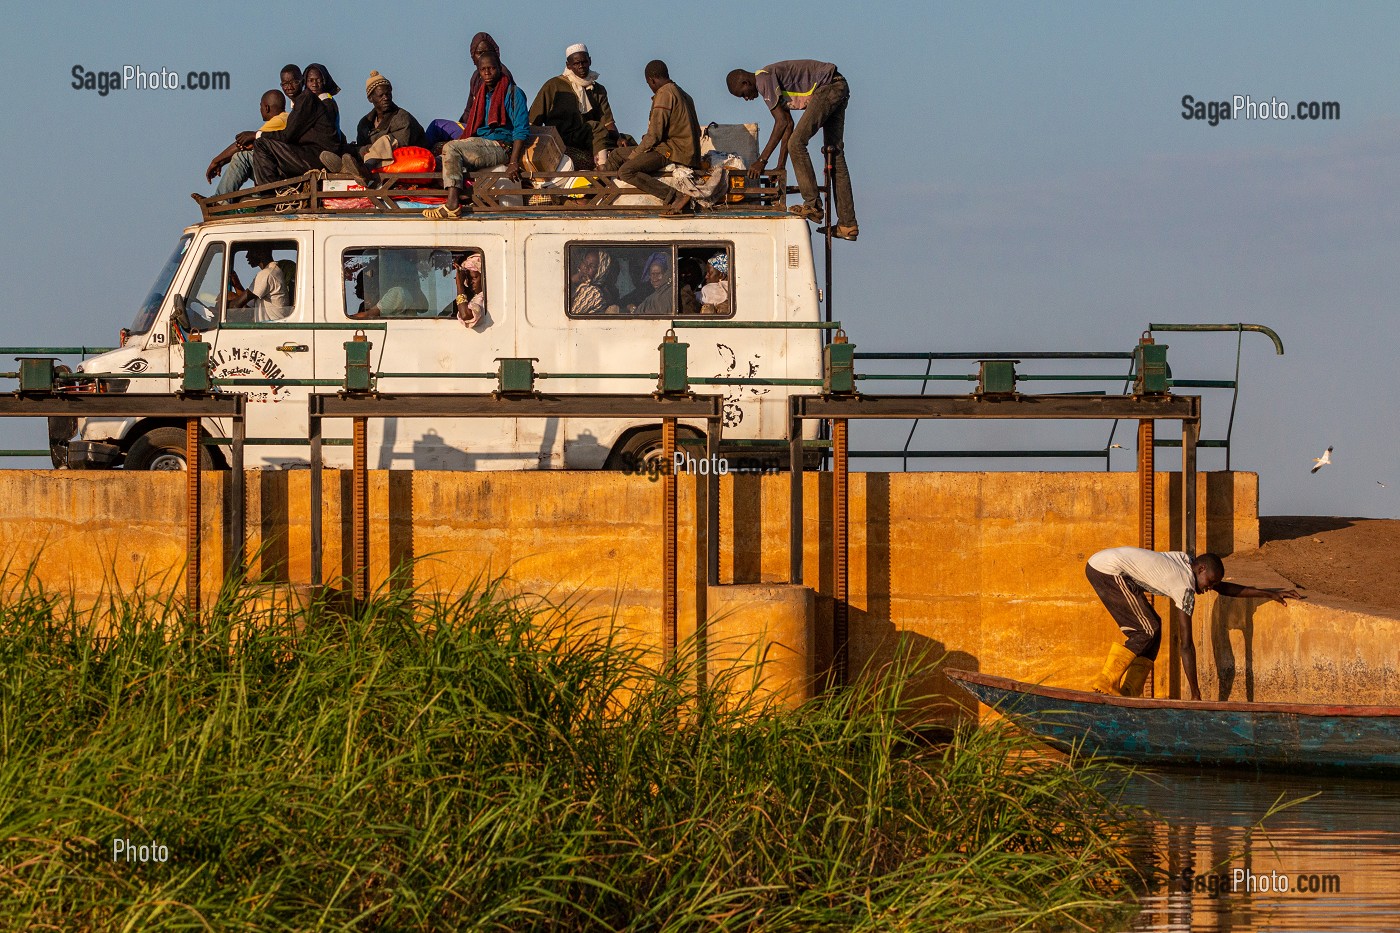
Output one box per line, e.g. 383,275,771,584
945,669,1400,775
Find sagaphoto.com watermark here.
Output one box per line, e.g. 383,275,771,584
1181,94,1340,125
72,65,230,96
1177,866,1343,897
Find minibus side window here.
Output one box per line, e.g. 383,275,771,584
342,247,486,322
566,243,733,317
225,240,299,324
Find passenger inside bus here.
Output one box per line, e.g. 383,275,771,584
227,244,295,322
699,252,730,314
569,249,621,315
676,256,704,315
623,251,671,315
451,252,487,328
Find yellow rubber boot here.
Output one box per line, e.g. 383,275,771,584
1090,644,1138,695
1119,657,1154,698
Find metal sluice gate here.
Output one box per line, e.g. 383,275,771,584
0,323,1284,696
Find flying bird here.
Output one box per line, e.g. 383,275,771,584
1310,446,1333,474
1110,444,1124,449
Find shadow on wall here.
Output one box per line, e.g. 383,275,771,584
1208,594,1258,702
806,473,983,722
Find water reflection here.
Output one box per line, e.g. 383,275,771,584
1116,769,1400,932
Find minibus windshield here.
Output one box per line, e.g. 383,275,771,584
129,235,193,335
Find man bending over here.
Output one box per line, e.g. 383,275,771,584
1086,546,1299,700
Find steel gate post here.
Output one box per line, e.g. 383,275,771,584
310,410,322,587
789,397,804,584
230,410,246,579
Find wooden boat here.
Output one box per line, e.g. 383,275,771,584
945,669,1400,775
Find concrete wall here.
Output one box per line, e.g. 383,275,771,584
5,469,1389,713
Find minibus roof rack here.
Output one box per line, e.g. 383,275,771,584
193,168,789,221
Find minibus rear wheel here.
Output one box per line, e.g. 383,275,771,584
125,427,215,471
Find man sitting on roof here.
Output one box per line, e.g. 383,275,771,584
206,89,286,196
249,64,339,187
604,60,700,212
323,70,427,183
422,54,527,220
530,43,618,169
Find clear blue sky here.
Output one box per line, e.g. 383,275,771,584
0,0,1395,518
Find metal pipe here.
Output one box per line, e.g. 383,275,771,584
352,416,368,601
822,144,835,341
669,320,841,329
848,449,1111,459
1147,323,1285,355
185,417,201,617
662,417,677,660
857,351,1135,360
832,417,849,688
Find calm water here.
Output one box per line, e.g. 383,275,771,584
1117,768,1400,932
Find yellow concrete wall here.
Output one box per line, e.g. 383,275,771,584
0,468,1278,714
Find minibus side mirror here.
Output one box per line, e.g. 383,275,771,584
171,294,190,335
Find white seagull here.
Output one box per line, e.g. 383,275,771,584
1310,446,1333,474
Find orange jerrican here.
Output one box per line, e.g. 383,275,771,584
375,146,435,174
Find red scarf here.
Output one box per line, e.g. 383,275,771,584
461,72,515,136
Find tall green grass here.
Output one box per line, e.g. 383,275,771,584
0,574,1143,931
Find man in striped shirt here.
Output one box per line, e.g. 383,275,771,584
1086,547,1299,700
727,60,858,240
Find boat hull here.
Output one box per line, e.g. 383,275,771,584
946,669,1400,775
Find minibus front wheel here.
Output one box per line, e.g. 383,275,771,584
125,426,217,472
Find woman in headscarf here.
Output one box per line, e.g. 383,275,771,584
625,251,673,315
304,63,347,146
568,249,613,313
453,252,487,327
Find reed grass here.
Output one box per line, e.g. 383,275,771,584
0,573,1143,931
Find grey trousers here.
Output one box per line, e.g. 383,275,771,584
606,147,675,202
789,76,856,227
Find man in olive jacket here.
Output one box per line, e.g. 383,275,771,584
604,60,699,207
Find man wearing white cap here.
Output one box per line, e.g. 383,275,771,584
529,43,619,168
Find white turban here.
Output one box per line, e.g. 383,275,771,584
565,43,588,58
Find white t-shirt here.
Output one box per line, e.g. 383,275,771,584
1088,547,1197,615
250,264,291,322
